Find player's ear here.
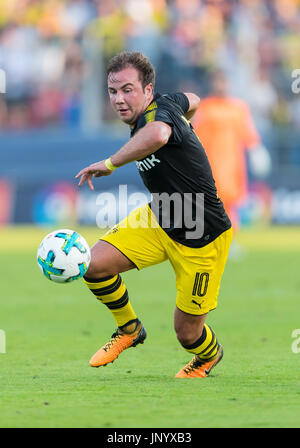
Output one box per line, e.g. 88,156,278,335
144,83,153,98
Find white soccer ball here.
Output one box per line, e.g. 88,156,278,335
37,229,91,283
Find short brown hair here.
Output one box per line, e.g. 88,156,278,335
107,51,155,90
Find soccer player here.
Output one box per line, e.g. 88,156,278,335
76,52,232,378
192,69,271,234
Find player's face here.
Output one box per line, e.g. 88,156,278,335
108,66,153,125
212,74,228,97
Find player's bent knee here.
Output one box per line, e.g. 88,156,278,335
85,240,135,279
174,307,206,347
85,260,114,279
85,242,116,278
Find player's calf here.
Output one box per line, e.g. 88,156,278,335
83,245,145,367
175,319,222,378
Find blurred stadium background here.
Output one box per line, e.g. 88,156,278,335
0,0,299,229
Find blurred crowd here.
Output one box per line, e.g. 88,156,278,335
0,0,299,154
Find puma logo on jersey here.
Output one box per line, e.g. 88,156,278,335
136,154,161,172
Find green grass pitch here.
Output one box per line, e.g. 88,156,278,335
0,225,300,428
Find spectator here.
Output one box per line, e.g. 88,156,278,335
0,0,298,140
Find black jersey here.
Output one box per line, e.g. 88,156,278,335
130,92,231,248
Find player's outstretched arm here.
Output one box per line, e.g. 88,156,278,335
183,93,200,119
75,121,172,190
110,121,171,167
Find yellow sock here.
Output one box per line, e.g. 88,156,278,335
83,275,137,328
182,324,220,360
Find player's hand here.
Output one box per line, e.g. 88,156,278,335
75,160,113,190
248,144,272,178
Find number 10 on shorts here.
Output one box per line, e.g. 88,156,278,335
192,272,209,297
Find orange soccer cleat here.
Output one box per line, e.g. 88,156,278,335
175,346,223,378
89,322,147,367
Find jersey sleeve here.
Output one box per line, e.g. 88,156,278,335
144,106,188,143
162,93,190,114
239,101,261,149
143,93,192,144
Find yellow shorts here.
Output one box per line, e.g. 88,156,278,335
100,205,232,316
